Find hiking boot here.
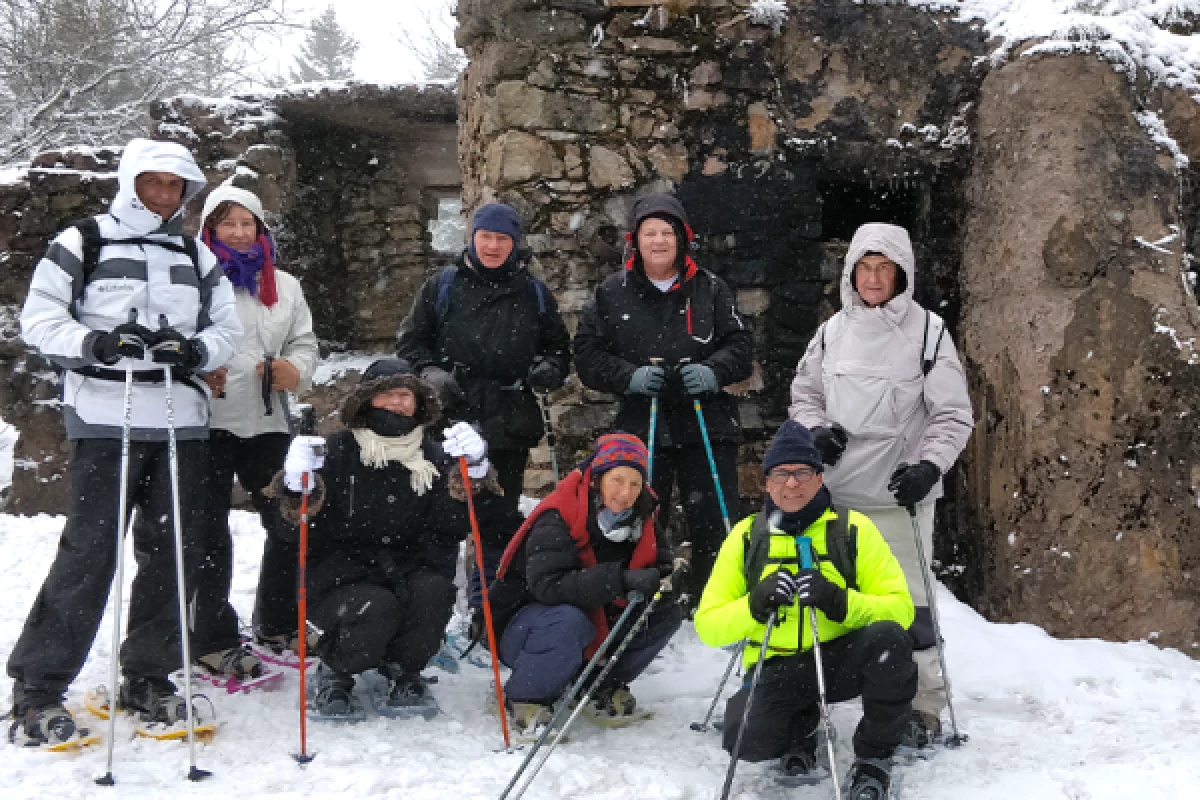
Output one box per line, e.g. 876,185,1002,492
509,701,558,745
773,731,821,787
313,669,357,717
12,699,76,746
197,644,264,680
898,710,941,750
581,683,652,727
843,758,892,800
118,676,188,725
380,665,428,710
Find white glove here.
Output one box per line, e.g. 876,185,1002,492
284,435,326,493
442,422,487,464
466,458,491,480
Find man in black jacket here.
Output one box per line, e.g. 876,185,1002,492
574,194,753,600
396,204,571,523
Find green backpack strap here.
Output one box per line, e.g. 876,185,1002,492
742,513,772,594
825,506,858,592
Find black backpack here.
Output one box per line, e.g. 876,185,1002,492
743,507,859,593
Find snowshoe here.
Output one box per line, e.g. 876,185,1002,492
85,684,217,742
770,739,828,788
309,667,366,722
427,637,461,674
843,758,893,800
248,630,321,670
508,701,566,746
194,645,282,693
895,710,942,761
6,703,100,752
370,666,439,720
580,684,654,728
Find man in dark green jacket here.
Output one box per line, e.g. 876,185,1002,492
695,420,916,798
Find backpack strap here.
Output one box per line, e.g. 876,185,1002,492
825,506,859,592
71,218,103,308
434,266,458,319
742,513,773,594
529,276,548,315
921,310,946,376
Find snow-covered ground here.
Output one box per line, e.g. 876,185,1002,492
2,510,1199,799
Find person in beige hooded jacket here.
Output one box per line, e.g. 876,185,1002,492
789,222,974,747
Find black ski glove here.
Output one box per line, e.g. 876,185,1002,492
748,570,800,623
792,568,847,623
888,460,941,507
526,358,562,392
811,426,849,467
150,328,205,370
623,568,661,598
92,322,154,364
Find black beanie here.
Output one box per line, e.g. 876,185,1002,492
763,420,824,474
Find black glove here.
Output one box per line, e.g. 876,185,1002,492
888,460,941,507
811,426,849,467
150,329,205,369
623,568,661,597
92,322,154,364
748,570,799,623
792,568,848,623
526,358,562,392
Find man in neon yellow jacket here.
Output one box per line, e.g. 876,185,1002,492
695,420,917,794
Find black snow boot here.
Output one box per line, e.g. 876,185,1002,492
774,730,822,788
898,710,941,750
314,669,357,717
118,676,188,725
10,702,77,746
382,669,427,710
843,758,892,800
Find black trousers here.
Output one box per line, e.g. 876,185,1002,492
722,621,917,761
651,443,741,599
310,571,457,676
189,430,293,654
7,438,208,705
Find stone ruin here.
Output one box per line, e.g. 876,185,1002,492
0,0,1198,654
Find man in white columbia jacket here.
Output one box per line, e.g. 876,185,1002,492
7,138,240,744
789,222,974,748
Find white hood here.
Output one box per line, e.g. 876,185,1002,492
111,138,207,235
840,222,916,320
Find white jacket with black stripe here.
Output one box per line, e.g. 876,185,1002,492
19,138,241,440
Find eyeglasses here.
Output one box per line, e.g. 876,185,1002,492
765,467,818,486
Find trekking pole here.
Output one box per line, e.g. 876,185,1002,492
509,567,685,800
293,411,319,765
647,357,662,483
690,646,740,733
159,351,210,782
797,537,841,798
460,457,513,751
498,588,649,800
720,611,777,800
95,315,141,787
906,504,967,747
535,391,559,483
692,399,731,535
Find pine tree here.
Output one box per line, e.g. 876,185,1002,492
290,6,359,83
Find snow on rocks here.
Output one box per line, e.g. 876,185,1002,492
1,510,1199,797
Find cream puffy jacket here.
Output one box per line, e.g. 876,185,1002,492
209,269,318,438
789,224,974,509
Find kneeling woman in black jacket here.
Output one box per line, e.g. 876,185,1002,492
272,358,504,719
490,433,684,741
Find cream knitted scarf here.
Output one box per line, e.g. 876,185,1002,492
352,426,440,496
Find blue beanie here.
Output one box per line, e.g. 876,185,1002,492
763,420,823,474
472,203,522,242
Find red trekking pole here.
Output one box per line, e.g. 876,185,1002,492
459,457,513,750
293,472,315,764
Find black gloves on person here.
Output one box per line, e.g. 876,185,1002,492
811,425,849,467
92,321,154,364
623,568,661,598
526,358,562,392
792,568,848,623
149,328,205,370
888,460,941,507
748,570,800,623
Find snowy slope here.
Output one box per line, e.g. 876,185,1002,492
1,510,1199,799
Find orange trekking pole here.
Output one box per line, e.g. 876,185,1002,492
293,472,315,764
459,456,512,750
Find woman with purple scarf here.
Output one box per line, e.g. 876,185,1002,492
190,183,320,684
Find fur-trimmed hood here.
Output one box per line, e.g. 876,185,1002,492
340,373,442,430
